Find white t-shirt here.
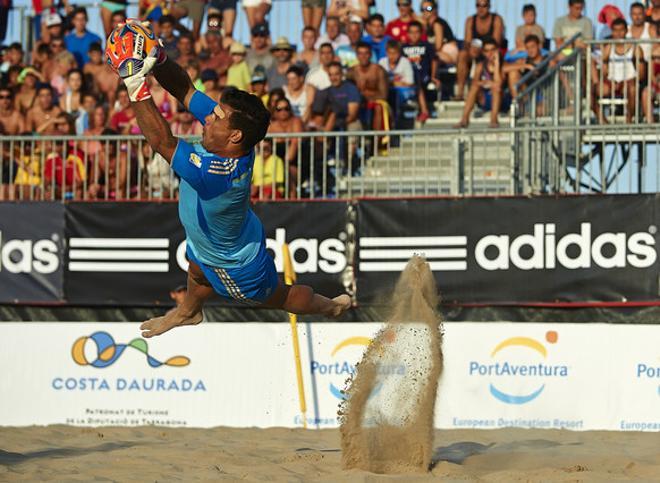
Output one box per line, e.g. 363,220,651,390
315,33,351,51
305,66,331,90
378,56,414,86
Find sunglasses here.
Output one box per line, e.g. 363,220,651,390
476,2,489,7
0,95,10,100
422,5,434,12
397,2,411,7
275,105,291,112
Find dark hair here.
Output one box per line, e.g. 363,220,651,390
409,20,423,31
72,7,88,20
0,86,13,98
327,61,343,71
356,40,372,51
482,36,498,48
326,16,340,25
631,2,645,10
303,26,317,35
159,14,175,26
611,17,627,29
111,10,127,20
286,65,305,77
67,68,83,79
220,87,271,150
568,0,584,5
524,34,541,44
386,39,401,51
368,13,385,24
318,42,334,52
37,84,53,96
522,4,536,14
178,32,194,43
37,43,52,56
101,127,118,136
88,42,102,53
8,42,22,52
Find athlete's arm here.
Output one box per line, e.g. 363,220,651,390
153,58,197,110
132,99,178,162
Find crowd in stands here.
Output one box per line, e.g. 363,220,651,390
1,0,660,199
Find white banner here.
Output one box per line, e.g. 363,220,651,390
0,322,658,431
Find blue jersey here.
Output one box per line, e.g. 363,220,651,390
171,91,263,269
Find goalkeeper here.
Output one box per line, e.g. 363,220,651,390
106,21,351,338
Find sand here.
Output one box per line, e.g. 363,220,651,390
1,426,659,482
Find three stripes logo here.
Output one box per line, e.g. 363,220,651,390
359,236,468,272
68,238,170,273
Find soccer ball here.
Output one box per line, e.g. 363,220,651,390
105,19,160,78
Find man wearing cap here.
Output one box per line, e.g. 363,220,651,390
227,42,251,91
249,66,269,104
65,7,103,69
246,22,274,73
41,11,64,45
266,36,295,90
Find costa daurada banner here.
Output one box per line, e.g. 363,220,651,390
1,322,658,432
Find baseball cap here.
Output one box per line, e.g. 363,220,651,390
251,66,267,84
251,22,270,37
44,11,63,27
471,38,484,49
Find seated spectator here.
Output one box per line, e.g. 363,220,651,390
455,36,503,128
403,20,438,122
379,39,416,123
249,67,269,104
302,0,325,32
306,42,335,91
82,105,109,157
628,2,655,63
504,34,547,98
385,0,417,44
363,13,391,61
227,42,251,91
596,18,645,123
48,37,66,60
15,67,41,114
199,30,231,82
312,61,361,132
14,135,42,190
41,11,64,45
284,65,315,123
298,26,319,71
337,20,364,69
420,0,458,65
33,43,55,83
243,0,271,30
109,86,136,134
597,4,624,40
26,85,63,134
59,68,85,116
455,0,505,100
84,42,119,106
347,41,388,130
185,60,204,91
110,10,128,32
170,0,205,40
64,8,102,69
1,42,24,84
268,96,304,197
327,0,368,25
553,0,593,57
268,37,295,90
176,32,196,66
158,15,180,60
508,4,546,61
252,138,285,200
150,77,177,120
0,87,24,134
44,114,87,199
101,0,128,36
201,68,222,100
267,87,286,112
50,51,78,97
172,105,203,136
246,23,274,73
206,1,237,46
75,93,98,135
87,128,129,200
315,16,350,50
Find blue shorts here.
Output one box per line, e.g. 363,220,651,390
186,243,279,305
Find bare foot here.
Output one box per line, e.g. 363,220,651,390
140,310,204,338
453,120,469,129
489,121,500,128
328,294,352,318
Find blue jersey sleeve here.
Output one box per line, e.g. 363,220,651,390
188,90,217,125
171,139,253,200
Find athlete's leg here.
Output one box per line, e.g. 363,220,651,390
140,260,214,338
263,282,351,317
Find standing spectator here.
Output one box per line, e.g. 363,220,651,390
158,15,180,60
65,8,102,69
15,67,41,114
0,0,9,45
170,0,205,40
0,87,24,134
511,4,546,58
306,43,335,91
298,26,319,70
504,34,546,98
302,0,325,32
553,0,593,56
385,0,418,44
246,23,274,73
346,41,388,130
199,30,231,82
420,0,458,65
628,2,655,64
337,20,364,69
176,32,196,66
267,37,295,90
455,0,505,100
243,0,271,30
315,16,350,51
59,68,85,116
101,0,127,36
227,42,251,91
327,0,368,25
284,65,315,123
207,0,237,45
26,85,63,134
597,4,624,40
403,21,438,122
84,42,119,106
363,13,390,61
252,138,285,200
455,37,503,128
268,97,304,196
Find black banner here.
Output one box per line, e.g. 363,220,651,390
0,202,65,303
356,195,659,304
64,201,349,305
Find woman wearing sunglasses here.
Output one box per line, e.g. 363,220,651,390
420,0,458,65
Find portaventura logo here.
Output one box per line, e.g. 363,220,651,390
469,331,568,404
311,336,371,400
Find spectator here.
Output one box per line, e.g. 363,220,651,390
27,85,63,134
150,77,177,120
628,2,655,64
455,0,505,100
363,13,390,60
268,96,304,196
504,34,547,98
246,23,274,73
199,30,231,81
511,4,546,58
306,42,335,91
75,93,97,135
553,0,593,56
50,51,77,97
110,10,128,32
109,86,136,134
87,128,128,200
327,0,368,25
648,0,660,30
379,39,416,126
337,20,364,69
15,67,41,114
185,60,204,91
312,61,361,132
143,148,178,199
158,15,180,60
82,104,108,158
302,0,325,32
298,26,319,70
59,68,85,116
172,106,203,136
49,37,66,57
43,114,87,200
346,41,388,130
41,11,64,45
455,36,503,128
249,67,269,104
207,0,237,45
597,4,624,40
403,20,438,122
385,0,418,44
0,87,24,134
84,42,118,107
227,42,251,91
64,8,102,69
597,18,645,123
284,64,315,123
252,138,285,200
13,135,42,191
170,0,205,40
315,16,350,50
101,0,128,36
176,32,196,66
267,37,295,90
1,42,24,80
33,43,55,82
243,0,271,30
201,68,222,100
420,0,458,65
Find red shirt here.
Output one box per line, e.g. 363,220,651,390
44,147,86,187
386,18,412,44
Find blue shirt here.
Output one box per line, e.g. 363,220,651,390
362,34,391,61
171,91,263,269
65,30,102,68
